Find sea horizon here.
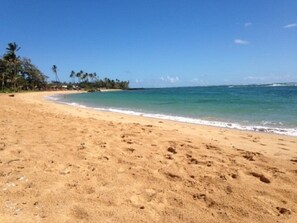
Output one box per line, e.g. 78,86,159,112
130,82,297,89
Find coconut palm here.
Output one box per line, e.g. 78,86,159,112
93,72,98,81
4,42,21,61
88,73,93,82
76,70,83,83
82,72,88,82
76,71,80,83
70,70,76,83
52,65,59,82
0,42,52,91
3,42,22,90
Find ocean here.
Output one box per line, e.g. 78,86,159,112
48,84,297,136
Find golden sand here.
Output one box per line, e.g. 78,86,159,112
0,91,297,222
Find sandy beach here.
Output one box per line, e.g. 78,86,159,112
0,91,297,223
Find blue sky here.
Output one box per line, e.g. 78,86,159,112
1,0,296,87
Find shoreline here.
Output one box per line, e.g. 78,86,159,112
1,91,297,222
48,91,297,137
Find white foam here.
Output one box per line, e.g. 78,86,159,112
45,96,297,137
96,108,297,136
267,83,297,87
67,102,87,108
45,95,60,101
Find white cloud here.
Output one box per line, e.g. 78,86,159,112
244,22,252,27
160,75,180,83
234,39,250,45
135,79,142,83
283,23,297,29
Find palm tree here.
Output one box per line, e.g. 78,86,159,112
76,72,80,83
3,42,21,90
52,65,59,82
93,72,98,81
4,42,21,61
82,72,88,82
1,42,49,91
88,73,93,82
70,70,76,83
76,70,83,83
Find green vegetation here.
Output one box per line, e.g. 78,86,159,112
0,42,129,92
0,42,47,92
52,65,59,82
68,70,129,90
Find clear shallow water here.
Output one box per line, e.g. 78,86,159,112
49,85,297,136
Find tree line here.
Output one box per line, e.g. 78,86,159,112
0,42,129,92
0,42,47,91
67,69,129,90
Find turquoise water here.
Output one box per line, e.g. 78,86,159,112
51,84,297,136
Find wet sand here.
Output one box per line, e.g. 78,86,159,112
0,91,297,222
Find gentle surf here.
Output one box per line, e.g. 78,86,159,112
49,84,297,136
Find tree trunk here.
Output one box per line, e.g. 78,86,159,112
1,73,4,90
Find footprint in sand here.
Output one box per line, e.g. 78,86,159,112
243,154,255,161
230,173,238,179
205,144,220,151
167,147,177,154
242,151,262,161
189,158,199,164
186,154,198,165
0,142,6,151
192,193,216,207
193,193,206,201
164,172,182,181
126,148,135,153
249,172,271,184
276,207,291,215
